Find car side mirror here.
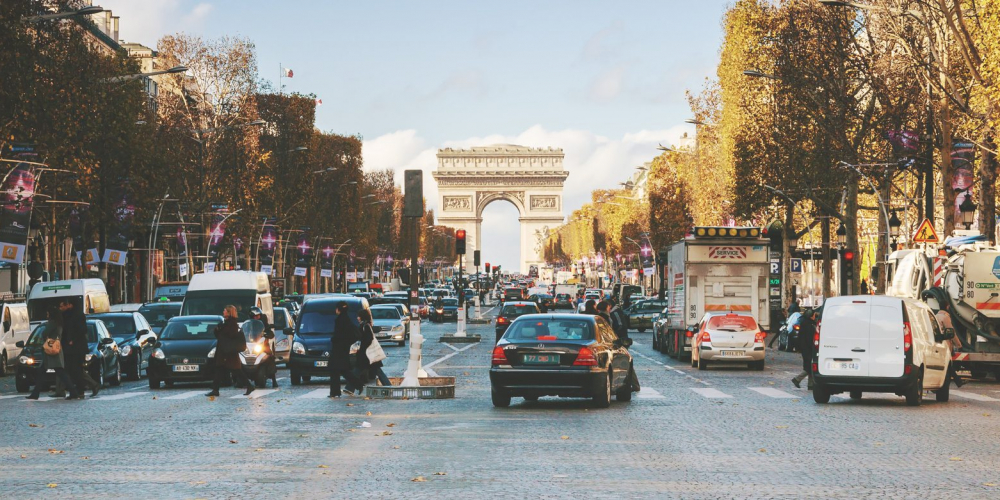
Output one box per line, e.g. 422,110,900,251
100,337,115,345
137,329,150,339
937,328,955,341
15,340,24,348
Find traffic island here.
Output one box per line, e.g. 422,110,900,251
467,317,491,325
439,334,482,343
365,377,455,399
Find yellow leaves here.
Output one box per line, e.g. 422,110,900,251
950,457,963,462
47,449,64,454
560,436,569,440
229,440,238,444
317,465,329,469
411,476,427,482
28,423,40,428
47,484,57,488
433,472,447,476
386,423,396,428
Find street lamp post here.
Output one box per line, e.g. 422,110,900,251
959,192,977,230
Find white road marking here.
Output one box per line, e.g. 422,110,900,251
424,343,477,370
749,387,798,399
231,389,279,399
690,387,732,399
443,343,460,352
299,388,331,399
128,385,149,391
21,396,60,402
636,388,666,400
951,390,1000,402
94,392,148,401
0,394,25,400
161,390,205,400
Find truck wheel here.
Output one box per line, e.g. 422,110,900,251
592,371,612,408
849,390,862,400
813,384,831,404
905,368,924,406
290,372,301,385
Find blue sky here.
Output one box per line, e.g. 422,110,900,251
103,0,731,272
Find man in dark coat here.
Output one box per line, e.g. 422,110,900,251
207,305,252,397
61,299,99,398
792,308,817,389
329,302,363,397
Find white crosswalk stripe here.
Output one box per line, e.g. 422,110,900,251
160,390,206,400
690,387,732,398
636,388,666,400
749,387,799,399
230,389,279,399
299,388,330,399
93,392,149,401
951,390,1000,402
0,394,24,400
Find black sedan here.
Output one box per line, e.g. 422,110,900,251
527,293,554,312
147,315,223,389
430,298,460,323
494,301,540,342
490,314,635,408
14,320,123,393
91,312,157,380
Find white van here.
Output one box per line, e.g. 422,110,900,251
813,295,954,406
181,271,273,323
0,302,30,376
27,279,111,327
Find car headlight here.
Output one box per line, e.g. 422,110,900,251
207,347,216,358
19,356,35,365
84,354,94,363
392,325,404,332
120,345,132,357
152,348,165,360
292,341,305,355
253,342,264,354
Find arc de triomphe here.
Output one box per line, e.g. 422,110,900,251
433,145,568,274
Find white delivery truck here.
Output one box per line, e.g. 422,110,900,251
27,279,111,327
181,271,274,324
653,227,771,361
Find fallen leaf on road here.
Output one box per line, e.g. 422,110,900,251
254,448,264,452
47,484,57,488
758,449,766,453
366,411,372,416
318,465,329,469
347,429,356,432
208,396,216,401
229,440,238,444
411,476,427,482
874,442,885,447
775,426,788,429
382,431,393,436
434,472,447,476
767,382,775,385
151,396,157,400
20,455,26,459
392,446,400,449
81,456,89,460
950,457,963,461
346,403,354,407
560,436,569,440
463,372,470,376
364,397,371,400
28,423,40,428
984,413,991,417
386,423,396,427
192,481,206,485
47,449,64,454
984,483,996,487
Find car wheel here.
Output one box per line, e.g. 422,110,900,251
110,361,122,386
936,367,951,402
148,376,160,389
697,357,709,371
778,338,787,351
849,390,862,400
15,373,30,393
0,351,7,376
96,363,105,387
616,367,634,402
813,384,831,404
905,368,924,407
303,375,312,383
593,371,611,408
638,328,646,333
491,388,511,408
290,372,301,385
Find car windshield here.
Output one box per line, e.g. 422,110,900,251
181,290,257,320
160,319,218,340
138,304,181,330
91,315,135,339
442,299,458,307
504,319,594,341
297,302,363,336
273,309,289,329
501,305,537,316
707,315,758,332
372,308,400,320
556,294,570,300
28,296,83,322
641,302,667,312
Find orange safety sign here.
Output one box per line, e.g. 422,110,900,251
912,218,940,243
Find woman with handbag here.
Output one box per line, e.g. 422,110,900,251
206,305,253,397
27,307,81,400
355,309,391,389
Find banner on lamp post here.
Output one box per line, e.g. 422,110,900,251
176,225,189,277
103,194,134,266
205,205,227,272
0,162,37,264
259,217,277,275
69,207,87,266
293,228,311,277
952,140,976,224
320,244,333,278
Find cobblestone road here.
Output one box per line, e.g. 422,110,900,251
3,309,1000,499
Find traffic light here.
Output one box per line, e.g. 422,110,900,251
474,250,481,267
840,249,856,295
485,262,491,274
456,229,466,255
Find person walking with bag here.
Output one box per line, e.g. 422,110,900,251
356,309,390,388
329,302,363,398
206,305,253,397
60,299,99,397
792,308,817,389
27,307,81,400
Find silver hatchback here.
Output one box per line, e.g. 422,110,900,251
691,312,766,371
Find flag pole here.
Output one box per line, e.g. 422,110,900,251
278,62,282,95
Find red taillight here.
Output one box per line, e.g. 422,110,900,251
685,330,694,337
754,331,766,343
904,364,912,374
701,332,711,345
497,317,508,325
903,322,912,352
491,346,508,365
811,362,818,372
573,346,598,366
793,325,800,331
537,335,557,340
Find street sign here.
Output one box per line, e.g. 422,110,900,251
913,218,940,243
770,261,780,274
790,258,802,273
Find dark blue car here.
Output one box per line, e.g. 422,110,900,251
14,320,123,392
288,297,369,385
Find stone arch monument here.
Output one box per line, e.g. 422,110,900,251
433,145,568,274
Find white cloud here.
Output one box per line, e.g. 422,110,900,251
362,124,693,272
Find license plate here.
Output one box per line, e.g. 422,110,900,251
523,354,559,365
720,350,743,357
827,361,861,371
315,361,328,368
46,369,55,373
173,364,199,372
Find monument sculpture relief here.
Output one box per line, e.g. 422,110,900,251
443,196,472,211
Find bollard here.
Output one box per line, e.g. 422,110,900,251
401,323,425,386
475,296,482,320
